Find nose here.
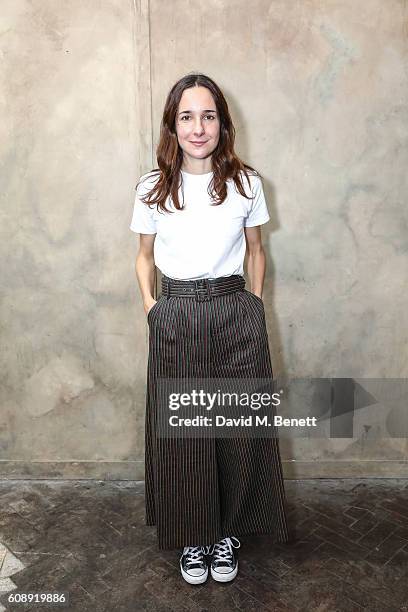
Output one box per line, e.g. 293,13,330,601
193,118,205,136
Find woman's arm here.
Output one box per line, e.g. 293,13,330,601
244,226,266,299
135,234,157,315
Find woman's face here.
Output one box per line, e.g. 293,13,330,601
175,86,220,165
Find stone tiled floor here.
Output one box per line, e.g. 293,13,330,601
0,479,407,611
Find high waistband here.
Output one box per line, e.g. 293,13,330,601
161,275,246,301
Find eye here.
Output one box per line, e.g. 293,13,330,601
179,114,217,121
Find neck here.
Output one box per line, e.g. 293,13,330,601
181,158,213,175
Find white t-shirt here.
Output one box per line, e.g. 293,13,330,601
129,169,270,280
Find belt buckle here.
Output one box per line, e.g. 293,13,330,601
164,278,171,299
194,279,211,301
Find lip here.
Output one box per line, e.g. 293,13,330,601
190,141,207,146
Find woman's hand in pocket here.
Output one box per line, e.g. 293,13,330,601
145,299,157,317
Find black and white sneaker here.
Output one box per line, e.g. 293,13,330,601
179,545,211,585
208,536,241,582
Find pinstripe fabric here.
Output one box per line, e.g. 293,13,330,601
145,275,290,550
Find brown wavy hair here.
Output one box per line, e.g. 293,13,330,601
136,73,261,213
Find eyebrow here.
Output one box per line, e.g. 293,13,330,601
178,109,217,115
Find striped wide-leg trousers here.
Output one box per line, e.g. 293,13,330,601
144,274,290,550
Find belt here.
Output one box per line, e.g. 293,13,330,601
161,274,246,301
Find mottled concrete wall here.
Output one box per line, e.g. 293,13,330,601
1,0,151,479
1,1,407,479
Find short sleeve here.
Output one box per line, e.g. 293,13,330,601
129,177,157,234
244,175,270,227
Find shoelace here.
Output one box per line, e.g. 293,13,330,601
207,536,241,564
183,545,208,569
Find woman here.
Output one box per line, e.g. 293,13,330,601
130,73,290,585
